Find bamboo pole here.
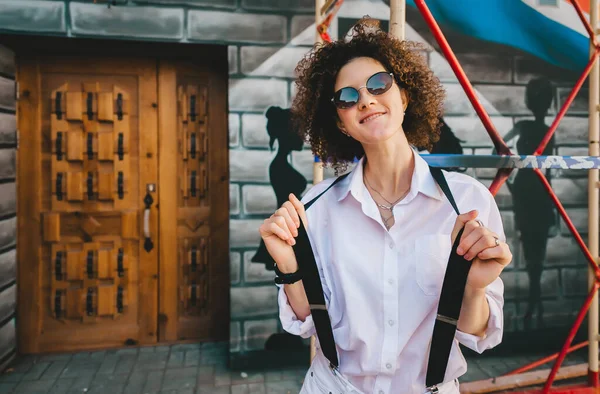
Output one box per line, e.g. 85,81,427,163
588,0,599,387
389,0,406,40
310,0,325,363
313,0,325,186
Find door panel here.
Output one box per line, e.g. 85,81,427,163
17,57,159,353
158,61,229,343
17,49,228,353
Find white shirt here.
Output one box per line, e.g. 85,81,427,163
278,149,505,394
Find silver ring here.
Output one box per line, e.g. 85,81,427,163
476,219,484,228
494,236,500,247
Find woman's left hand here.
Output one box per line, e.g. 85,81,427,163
451,210,512,290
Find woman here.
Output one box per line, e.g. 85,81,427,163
502,78,556,330
259,19,512,394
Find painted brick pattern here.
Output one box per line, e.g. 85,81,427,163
188,11,287,44
229,78,288,112
0,114,16,145
0,77,15,112
134,0,236,8
70,3,184,40
0,1,65,34
0,250,16,290
0,44,16,373
0,46,15,77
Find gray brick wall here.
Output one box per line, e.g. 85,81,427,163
0,0,593,367
0,43,16,373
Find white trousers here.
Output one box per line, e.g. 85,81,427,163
299,352,460,394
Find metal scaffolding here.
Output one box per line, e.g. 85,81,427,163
311,0,600,392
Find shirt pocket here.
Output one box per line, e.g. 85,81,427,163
415,234,452,296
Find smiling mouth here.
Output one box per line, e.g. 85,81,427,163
360,112,386,124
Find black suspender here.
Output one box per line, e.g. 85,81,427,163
426,167,473,390
293,172,351,370
291,165,473,390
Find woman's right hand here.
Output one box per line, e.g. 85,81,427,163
259,193,308,273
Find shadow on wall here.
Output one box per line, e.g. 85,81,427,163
251,106,307,271
503,77,558,331
250,106,308,354
419,117,466,173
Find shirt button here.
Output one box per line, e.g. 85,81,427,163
379,391,385,394
389,242,394,249
388,278,394,285
388,320,394,326
386,363,392,369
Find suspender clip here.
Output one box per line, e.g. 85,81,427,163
436,313,458,326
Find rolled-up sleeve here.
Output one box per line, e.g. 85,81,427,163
276,188,331,340
455,277,504,353
277,284,316,339
456,187,507,352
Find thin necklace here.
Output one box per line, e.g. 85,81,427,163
363,174,409,211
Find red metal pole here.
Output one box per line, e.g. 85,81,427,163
412,0,511,156
488,168,512,197
542,282,600,393
534,50,600,155
569,0,599,47
505,341,589,376
534,169,600,279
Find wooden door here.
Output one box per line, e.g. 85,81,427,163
17,56,159,353
158,60,229,343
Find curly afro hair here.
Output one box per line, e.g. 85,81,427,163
291,17,446,173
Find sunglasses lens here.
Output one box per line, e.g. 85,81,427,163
334,88,359,109
367,72,393,95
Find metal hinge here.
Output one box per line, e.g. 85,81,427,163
14,81,19,101
15,129,19,150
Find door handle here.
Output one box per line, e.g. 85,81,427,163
143,186,154,253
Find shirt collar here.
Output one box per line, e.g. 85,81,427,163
336,147,443,203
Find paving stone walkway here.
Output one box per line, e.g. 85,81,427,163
0,342,589,394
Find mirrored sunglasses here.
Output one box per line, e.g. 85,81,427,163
331,72,395,109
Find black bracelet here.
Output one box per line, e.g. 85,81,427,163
273,263,302,285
